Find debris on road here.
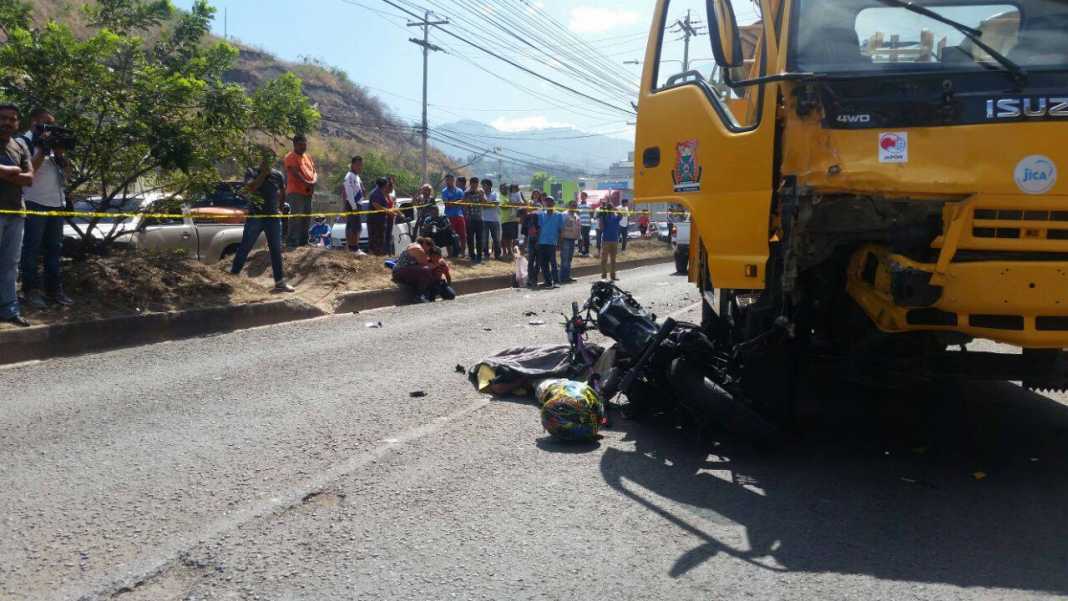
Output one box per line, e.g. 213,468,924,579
366,321,383,329
523,311,538,317
454,364,466,374
409,391,428,398
528,320,546,326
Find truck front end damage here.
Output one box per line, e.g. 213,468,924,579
632,0,1068,423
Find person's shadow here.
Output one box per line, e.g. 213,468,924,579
600,377,1068,593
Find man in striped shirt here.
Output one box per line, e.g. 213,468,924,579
577,192,592,257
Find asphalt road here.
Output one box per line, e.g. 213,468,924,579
2,263,1067,600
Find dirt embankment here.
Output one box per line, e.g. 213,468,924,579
4,240,673,330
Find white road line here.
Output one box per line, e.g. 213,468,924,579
72,398,491,601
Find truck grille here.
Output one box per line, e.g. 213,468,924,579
973,209,1068,241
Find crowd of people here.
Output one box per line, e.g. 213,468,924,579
248,134,651,302
0,113,657,325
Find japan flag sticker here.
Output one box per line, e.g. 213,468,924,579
879,132,908,164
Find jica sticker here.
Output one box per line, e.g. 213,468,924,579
1014,155,1057,195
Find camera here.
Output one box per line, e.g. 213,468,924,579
33,123,77,152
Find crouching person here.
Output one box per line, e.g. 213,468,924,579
428,246,456,301
392,237,437,303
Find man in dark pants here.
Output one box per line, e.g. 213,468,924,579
463,177,485,264
231,151,293,292
367,177,392,256
19,108,74,308
577,192,592,256
283,134,317,248
535,196,564,288
0,103,33,327
341,155,365,254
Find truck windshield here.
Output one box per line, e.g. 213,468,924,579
792,0,1068,74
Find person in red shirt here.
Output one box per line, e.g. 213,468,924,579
639,210,651,239
428,246,456,301
283,134,317,248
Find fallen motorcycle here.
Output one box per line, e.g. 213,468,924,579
566,281,777,440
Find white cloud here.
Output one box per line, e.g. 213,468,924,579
568,6,640,34
491,116,575,132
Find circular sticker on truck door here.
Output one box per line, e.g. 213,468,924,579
1015,155,1057,195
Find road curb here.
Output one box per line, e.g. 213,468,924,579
332,255,672,313
0,257,671,365
0,299,325,366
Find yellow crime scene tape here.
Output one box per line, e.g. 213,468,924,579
0,202,691,221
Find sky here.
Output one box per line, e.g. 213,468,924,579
170,0,760,151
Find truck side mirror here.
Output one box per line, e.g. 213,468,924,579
709,0,744,68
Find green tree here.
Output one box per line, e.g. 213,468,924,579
0,0,319,251
530,171,551,193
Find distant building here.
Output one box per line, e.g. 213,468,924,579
606,151,635,181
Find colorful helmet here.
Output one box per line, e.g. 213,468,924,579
538,380,605,442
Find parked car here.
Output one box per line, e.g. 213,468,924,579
135,206,263,263
191,181,249,213
656,221,671,243
62,194,163,255
329,198,416,253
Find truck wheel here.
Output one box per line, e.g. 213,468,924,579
674,247,689,275
221,244,240,260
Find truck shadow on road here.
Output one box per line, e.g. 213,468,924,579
599,379,1068,593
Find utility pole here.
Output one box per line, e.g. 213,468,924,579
670,9,705,73
408,11,449,185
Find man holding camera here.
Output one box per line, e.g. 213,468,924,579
0,104,34,327
19,108,74,309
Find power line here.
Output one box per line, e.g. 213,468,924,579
405,9,449,184
373,0,636,116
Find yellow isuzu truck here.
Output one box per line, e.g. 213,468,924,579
633,0,1068,415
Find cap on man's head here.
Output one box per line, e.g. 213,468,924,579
544,196,556,204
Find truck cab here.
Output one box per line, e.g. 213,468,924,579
634,0,1068,400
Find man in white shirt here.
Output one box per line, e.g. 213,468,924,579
618,196,631,252
342,155,366,255
19,108,73,308
480,178,501,260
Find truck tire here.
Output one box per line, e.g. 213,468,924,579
674,246,689,275
220,244,240,261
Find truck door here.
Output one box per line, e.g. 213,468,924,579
136,211,197,257
634,0,781,290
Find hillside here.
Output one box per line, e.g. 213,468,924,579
20,0,458,193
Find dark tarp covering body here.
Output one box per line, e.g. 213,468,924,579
468,344,604,396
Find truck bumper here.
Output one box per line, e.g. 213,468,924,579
847,194,1068,349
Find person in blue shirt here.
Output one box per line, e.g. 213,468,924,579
599,197,624,281
535,196,565,288
441,174,467,256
